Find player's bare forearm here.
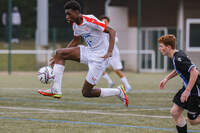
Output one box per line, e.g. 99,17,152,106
186,67,199,92
165,69,178,80
104,26,116,54
66,36,81,48
180,67,199,103
160,70,177,89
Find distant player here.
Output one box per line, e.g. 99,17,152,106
38,0,128,107
99,16,132,92
158,34,200,133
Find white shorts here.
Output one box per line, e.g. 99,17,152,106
109,45,123,70
79,45,109,85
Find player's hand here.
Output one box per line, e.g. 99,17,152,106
102,51,112,59
159,78,168,89
49,55,56,66
180,89,190,103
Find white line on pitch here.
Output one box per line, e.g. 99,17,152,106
0,112,48,114
113,108,170,111
0,106,172,119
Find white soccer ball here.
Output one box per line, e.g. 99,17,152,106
37,66,55,84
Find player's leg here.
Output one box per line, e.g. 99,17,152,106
188,114,200,125
170,104,187,133
114,69,124,78
38,47,80,98
110,49,132,92
82,62,128,106
82,80,99,97
82,62,119,97
114,70,130,89
172,87,190,133
54,47,80,64
116,70,132,92
186,95,200,125
102,71,115,87
82,80,128,107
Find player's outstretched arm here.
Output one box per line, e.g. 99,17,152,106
181,67,199,103
66,36,81,48
160,70,177,89
102,26,116,59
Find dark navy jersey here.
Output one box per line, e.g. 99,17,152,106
172,50,200,88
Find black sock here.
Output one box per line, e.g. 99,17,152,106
176,124,187,133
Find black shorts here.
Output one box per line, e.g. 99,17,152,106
173,86,200,113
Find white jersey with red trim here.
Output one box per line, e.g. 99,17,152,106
73,15,109,54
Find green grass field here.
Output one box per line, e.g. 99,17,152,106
0,72,199,133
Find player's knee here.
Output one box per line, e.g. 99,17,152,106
55,49,67,60
56,49,64,56
82,89,92,97
170,108,180,118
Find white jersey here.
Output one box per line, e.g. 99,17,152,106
73,15,109,55
74,15,110,85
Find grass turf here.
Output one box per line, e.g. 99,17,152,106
0,72,199,133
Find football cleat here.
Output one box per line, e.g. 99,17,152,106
118,85,128,107
52,94,62,99
38,88,62,99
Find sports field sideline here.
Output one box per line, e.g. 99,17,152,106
0,72,199,133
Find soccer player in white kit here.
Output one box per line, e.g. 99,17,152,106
100,16,132,92
38,0,128,107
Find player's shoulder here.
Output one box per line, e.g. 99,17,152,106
174,50,189,62
82,14,102,23
174,50,186,57
83,14,96,19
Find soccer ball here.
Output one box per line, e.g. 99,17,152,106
37,66,55,84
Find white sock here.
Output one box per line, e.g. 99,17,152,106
100,88,120,97
52,64,65,94
121,77,131,89
103,73,113,84
176,119,187,127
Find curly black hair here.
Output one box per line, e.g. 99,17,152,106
99,15,110,23
64,0,81,11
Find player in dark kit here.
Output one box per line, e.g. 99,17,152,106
158,34,200,133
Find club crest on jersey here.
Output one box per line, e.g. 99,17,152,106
82,33,91,38
82,33,92,47
178,57,182,62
